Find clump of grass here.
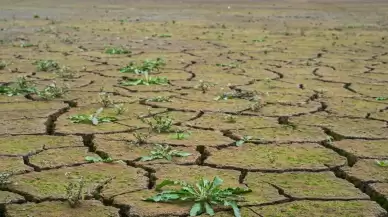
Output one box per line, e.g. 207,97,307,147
69,108,117,125
376,160,388,167
20,42,34,48
114,104,126,115
215,62,239,68
146,96,172,102
65,173,86,208
0,76,37,96
37,82,69,100
132,132,150,145
145,176,251,217
85,156,114,163
141,144,191,162
0,61,7,70
235,136,252,146
34,59,59,72
170,129,191,140
120,73,168,86
376,97,387,101
33,14,40,19
119,58,165,74
159,34,172,38
104,47,131,55
55,66,76,79
224,114,237,123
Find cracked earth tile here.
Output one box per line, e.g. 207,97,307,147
8,163,147,200
0,101,68,119
330,139,388,159
186,113,279,130
290,114,388,139
1,118,47,135
206,143,345,171
244,101,322,116
370,110,388,121
0,95,30,103
0,156,32,173
0,135,83,156
135,110,197,125
340,159,388,184
63,90,137,107
367,183,388,209
323,97,387,118
94,138,200,164
5,200,119,217
350,83,388,98
0,191,25,204
231,126,326,143
29,147,99,170
253,200,387,217
246,172,368,199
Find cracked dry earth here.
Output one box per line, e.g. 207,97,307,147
1,0,388,216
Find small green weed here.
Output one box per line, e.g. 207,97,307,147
224,114,237,123
34,60,59,72
0,172,12,187
142,114,173,133
146,96,172,102
0,77,37,96
375,160,388,167
85,156,114,163
37,82,69,100
214,92,234,101
20,42,34,48
235,136,252,146
55,66,76,79
195,80,215,93
170,129,191,140
104,47,131,54
145,176,251,217
119,58,165,74
132,132,150,145
216,62,239,68
376,97,387,101
114,104,126,115
141,144,191,162
0,61,6,70
65,173,86,208
69,108,117,125
99,92,113,108
120,73,168,86
33,14,40,19
159,34,172,38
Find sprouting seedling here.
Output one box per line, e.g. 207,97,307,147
214,92,234,101
375,160,388,167
119,58,165,74
34,59,59,72
281,123,297,130
224,114,237,123
326,136,334,144
171,129,191,140
37,82,69,100
195,80,215,93
65,173,86,208
85,156,114,163
55,66,76,78
114,104,126,115
120,73,169,86
98,92,113,108
141,144,191,162
267,151,277,164
144,176,252,217
159,34,172,38
69,108,117,125
104,47,131,55
132,132,150,145
20,42,34,48
215,62,239,68
0,76,37,96
146,96,172,102
0,172,12,187
235,136,252,146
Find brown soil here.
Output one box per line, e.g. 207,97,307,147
1,0,388,216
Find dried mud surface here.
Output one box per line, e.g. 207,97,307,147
1,0,388,216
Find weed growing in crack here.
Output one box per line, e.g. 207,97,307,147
158,34,172,38
85,156,114,163
141,144,191,162
20,42,34,48
235,136,252,146
145,176,251,217
37,82,69,100
252,37,267,43
69,108,117,125
249,96,263,112
0,76,37,96
120,72,168,86
142,114,173,133
281,123,297,130
376,97,387,101
375,160,388,167
104,47,131,55
215,62,239,69
170,129,191,140
0,172,12,187
224,114,237,123
98,91,113,108
114,103,126,115
326,136,334,144
131,132,150,145
195,80,215,93
146,96,172,102
34,59,59,72
119,58,165,74
65,173,86,208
